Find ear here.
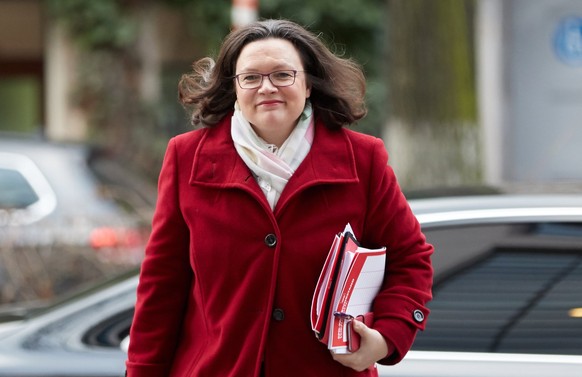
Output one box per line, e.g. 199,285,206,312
305,85,312,99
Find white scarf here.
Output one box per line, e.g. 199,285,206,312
231,100,314,210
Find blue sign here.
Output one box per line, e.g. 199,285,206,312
553,16,582,66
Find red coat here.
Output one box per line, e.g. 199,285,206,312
126,116,433,377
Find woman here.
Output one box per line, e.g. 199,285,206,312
126,19,433,377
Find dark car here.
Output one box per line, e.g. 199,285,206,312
0,193,581,376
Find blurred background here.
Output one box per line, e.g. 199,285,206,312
1,0,582,309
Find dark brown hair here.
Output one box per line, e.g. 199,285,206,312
178,19,367,128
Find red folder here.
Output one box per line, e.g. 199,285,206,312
310,224,386,354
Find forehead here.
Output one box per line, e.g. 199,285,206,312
236,38,303,71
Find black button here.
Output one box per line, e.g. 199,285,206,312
413,309,425,323
264,233,277,247
272,308,285,321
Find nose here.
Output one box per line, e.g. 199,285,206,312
257,76,278,93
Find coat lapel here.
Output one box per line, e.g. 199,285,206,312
188,116,359,210
275,121,359,213
189,115,257,189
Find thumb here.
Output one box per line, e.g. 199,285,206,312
352,317,369,335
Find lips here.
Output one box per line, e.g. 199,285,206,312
257,100,283,106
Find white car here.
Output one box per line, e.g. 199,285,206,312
383,194,582,376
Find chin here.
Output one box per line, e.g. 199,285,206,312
254,114,287,127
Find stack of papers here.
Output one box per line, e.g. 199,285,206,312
310,223,386,353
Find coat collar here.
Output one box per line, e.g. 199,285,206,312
189,115,359,194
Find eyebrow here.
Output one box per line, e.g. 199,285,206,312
236,63,296,73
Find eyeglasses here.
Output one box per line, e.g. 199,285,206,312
234,70,300,89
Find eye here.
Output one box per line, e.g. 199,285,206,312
272,71,293,79
240,74,261,83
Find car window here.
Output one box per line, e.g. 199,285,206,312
0,168,39,209
413,222,582,355
82,308,134,349
0,151,57,226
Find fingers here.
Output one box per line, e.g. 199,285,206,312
352,316,366,334
330,320,389,372
331,350,371,372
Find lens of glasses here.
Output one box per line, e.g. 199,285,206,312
236,70,296,89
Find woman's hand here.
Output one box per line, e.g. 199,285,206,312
331,319,389,372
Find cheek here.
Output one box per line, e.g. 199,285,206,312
236,90,252,107
235,92,256,120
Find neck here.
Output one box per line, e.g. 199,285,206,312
250,124,294,148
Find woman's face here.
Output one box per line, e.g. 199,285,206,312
234,38,311,147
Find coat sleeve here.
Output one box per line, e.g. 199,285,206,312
363,137,434,365
126,137,193,377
